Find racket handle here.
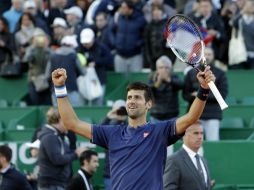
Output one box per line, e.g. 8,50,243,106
208,81,228,110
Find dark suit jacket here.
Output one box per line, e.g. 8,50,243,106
163,148,211,190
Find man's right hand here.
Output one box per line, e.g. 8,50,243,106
52,68,67,86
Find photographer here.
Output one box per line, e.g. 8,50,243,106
101,100,128,190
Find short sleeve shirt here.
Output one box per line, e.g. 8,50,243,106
91,119,181,190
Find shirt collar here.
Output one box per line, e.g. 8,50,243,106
182,144,197,159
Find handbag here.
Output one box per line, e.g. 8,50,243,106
0,48,22,78
228,22,247,65
31,74,49,92
77,67,103,101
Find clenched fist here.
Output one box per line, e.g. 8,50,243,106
51,68,67,86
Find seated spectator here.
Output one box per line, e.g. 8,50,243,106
64,6,84,35
66,150,99,190
50,17,68,50
0,145,32,190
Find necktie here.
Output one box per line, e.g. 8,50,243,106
195,154,206,186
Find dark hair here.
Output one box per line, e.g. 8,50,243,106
127,82,154,102
79,150,98,166
16,12,36,31
0,145,12,162
122,0,135,9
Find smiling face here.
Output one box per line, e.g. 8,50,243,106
126,90,151,120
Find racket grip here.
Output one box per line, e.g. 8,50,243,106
208,81,228,110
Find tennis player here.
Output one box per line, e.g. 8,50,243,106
51,66,215,190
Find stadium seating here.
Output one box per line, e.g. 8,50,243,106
220,117,245,128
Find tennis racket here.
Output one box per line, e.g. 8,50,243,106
165,14,228,110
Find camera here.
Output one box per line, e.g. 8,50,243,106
116,107,127,116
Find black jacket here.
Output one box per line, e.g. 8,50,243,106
38,124,77,187
183,65,228,120
66,169,92,190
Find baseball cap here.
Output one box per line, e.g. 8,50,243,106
61,35,78,48
64,6,83,19
24,0,36,9
26,139,40,149
112,99,126,110
80,28,95,44
51,17,67,28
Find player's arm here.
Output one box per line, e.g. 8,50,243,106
176,66,215,135
52,68,92,139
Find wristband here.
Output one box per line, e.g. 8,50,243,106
54,85,67,98
197,86,210,101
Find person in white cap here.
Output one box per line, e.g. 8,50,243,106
79,28,113,105
23,0,49,34
64,6,84,35
51,17,67,48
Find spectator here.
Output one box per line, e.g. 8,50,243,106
149,56,183,122
50,17,68,49
46,0,67,27
163,121,213,190
183,47,228,141
23,0,50,35
23,28,52,105
0,16,15,68
95,12,115,50
76,0,91,20
190,0,226,62
3,0,23,33
25,139,40,190
37,107,86,190
230,0,254,69
142,0,176,23
0,144,32,190
66,150,99,190
49,34,85,107
64,6,84,35
113,0,146,73
79,28,113,105
144,5,175,70
15,13,39,61
100,100,128,190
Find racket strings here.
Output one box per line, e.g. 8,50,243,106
166,17,203,66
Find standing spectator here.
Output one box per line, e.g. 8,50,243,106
230,0,254,69
23,0,50,35
183,47,228,141
142,0,176,23
15,13,38,61
0,145,32,190
50,17,68,49
3,0,23,33
66,150,99,190
79,28,113,105
37,107,86,190
49,34,85,107
95,12,115,50
64,6,84,35
149,56,183,122
100,100,128,190
190,0,226,62
0,16,15,68
23,28,51,105
113,0,146,73
144,5,174,70
46,0,67,27
163,121,213,190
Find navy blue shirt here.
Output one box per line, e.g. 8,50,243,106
91,119,181,190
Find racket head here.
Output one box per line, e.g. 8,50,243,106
165,14,205,68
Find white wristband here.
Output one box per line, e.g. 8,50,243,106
54,85,67,98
